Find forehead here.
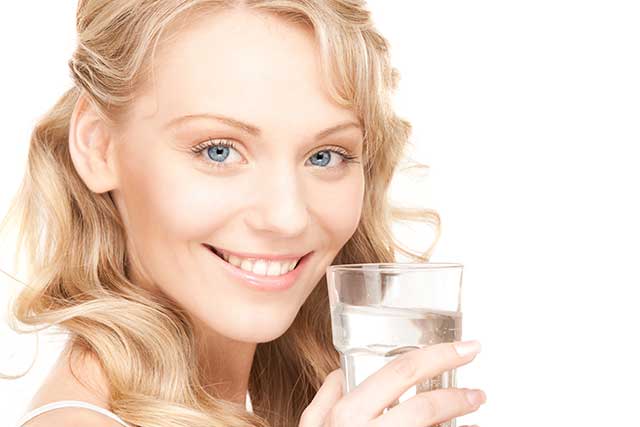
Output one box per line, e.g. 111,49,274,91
131,8,357,131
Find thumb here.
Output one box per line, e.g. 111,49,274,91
299,368,345,426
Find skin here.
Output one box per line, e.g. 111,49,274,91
64,6,365,408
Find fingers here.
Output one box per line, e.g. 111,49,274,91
336,341,481,421
367,387,486,427
299,369,344,427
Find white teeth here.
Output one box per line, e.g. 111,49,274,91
240,258,253,272
215,247,301,277
228,254,242,267
267,261,282,276
280,262,290,275
252,260,267,275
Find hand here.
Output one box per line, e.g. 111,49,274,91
299,340,485,427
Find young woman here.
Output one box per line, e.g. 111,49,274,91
2,1,483,426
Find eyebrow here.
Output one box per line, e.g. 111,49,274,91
165,113,362,141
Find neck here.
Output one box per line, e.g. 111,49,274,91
193,317,257,405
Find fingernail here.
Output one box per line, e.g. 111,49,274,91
465,389,486,406
454,340,481,357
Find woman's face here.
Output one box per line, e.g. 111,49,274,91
109,9,364,343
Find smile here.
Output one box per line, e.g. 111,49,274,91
202,243,313,292
210,246,302,276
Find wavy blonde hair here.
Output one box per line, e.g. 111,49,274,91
0,1,441,426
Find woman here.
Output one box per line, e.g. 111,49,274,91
2,1,483,426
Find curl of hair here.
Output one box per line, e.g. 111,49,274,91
0,1,441,426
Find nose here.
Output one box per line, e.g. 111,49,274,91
245,165,309,237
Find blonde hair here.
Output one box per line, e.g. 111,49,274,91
0,1,441,426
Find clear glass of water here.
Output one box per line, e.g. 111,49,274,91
326,262,464,427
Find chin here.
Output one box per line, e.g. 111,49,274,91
195,304,300,344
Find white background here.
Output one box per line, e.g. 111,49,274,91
1,1,639,426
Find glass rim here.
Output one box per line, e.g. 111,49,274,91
327,262,463,272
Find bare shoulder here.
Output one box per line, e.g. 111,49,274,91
21,407,129,427
21,342,121,427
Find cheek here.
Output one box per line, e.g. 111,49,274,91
310,169,365,248
118,148,241,242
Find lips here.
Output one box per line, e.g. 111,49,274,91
204,243,309,270
202,243,314,292
205,244,303,269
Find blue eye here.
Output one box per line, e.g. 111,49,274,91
190,138,360,170
308,148,360,168
205,141,239,163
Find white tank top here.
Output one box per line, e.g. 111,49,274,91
15,400,132,427
16,391,253,426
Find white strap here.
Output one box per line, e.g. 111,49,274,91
16,400,132,427
18,392,253,426
246,389,253,413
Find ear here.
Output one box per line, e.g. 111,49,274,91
68,93,119,194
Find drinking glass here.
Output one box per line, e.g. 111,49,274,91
326,262,464,427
